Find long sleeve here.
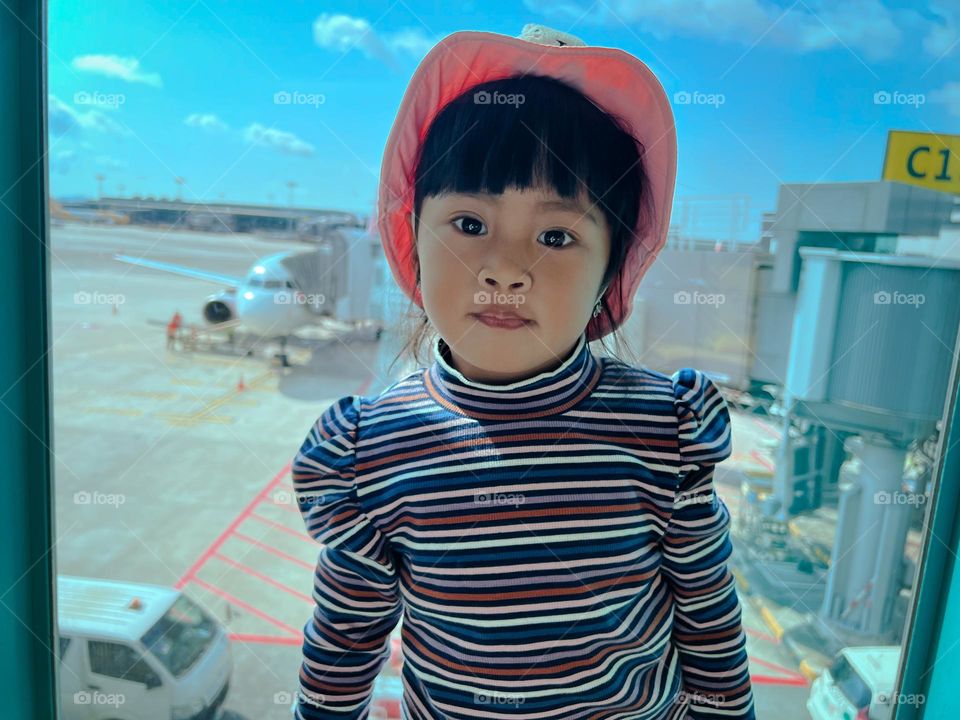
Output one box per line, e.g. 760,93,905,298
661,369,756,719
291,395,403,719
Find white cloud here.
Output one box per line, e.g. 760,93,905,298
312,13,435,66
930,81,960,116
48,95,128,136
185,113,229,132
243,123,315,157
384,28,437,59
522,0,940,63
923,3,959,59
71,54,163,87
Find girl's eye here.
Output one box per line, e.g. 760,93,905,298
538,228,575,248
452,216,486,235
451,217,575,248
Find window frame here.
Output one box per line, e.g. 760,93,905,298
1,1,958,717
0,0,57,718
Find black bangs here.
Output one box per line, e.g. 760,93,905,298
412,73,651,288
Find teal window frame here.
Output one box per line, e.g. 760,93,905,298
1,1,57,718
0,1,957,717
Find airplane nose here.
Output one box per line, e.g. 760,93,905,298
237,289,299,336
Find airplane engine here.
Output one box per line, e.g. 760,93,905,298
203,291,236,324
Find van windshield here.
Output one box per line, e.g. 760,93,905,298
141,595,217,677
830,655,871,709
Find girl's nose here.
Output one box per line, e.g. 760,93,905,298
479,266,530,293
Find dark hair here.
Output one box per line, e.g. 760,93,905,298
386,72,654,377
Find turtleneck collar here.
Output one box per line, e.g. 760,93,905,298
423,332,602,420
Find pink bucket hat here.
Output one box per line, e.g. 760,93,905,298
377,23,678,341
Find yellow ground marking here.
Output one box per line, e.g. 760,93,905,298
759,604,785,642
799,659,821,682
77,407,144,417
731,566,750,593
158,369,273,426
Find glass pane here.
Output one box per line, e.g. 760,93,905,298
141,596,218,677
47,2,957,720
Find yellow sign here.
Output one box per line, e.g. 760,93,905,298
882,130,960,194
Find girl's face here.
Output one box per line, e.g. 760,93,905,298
412,186,610,383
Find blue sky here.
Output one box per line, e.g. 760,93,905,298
48,0,959,241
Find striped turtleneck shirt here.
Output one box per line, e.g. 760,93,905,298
292,332,756,719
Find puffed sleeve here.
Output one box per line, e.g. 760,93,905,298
291,395,403,720
661,369,756,719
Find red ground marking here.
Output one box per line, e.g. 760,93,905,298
211,551,313,604
750,674,809,687
749,655,807,679
190,577,301,637
751,418,782,440
744,627,781,644
233,531,315,571
175,380,375,645
176,463,291,589
228,633,302,646
249,512,316,543
176,462,316,643
749,449,775,472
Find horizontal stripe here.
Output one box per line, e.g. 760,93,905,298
292,332,755,719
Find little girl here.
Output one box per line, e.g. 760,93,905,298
292,24,756,720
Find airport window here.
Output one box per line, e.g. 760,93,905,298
34,3,960,720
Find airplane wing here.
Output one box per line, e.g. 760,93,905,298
115,254,243,287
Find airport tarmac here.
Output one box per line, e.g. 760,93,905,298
50,222,814,719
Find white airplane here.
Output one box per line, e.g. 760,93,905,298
114,227,382,342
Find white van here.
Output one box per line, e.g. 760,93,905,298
57,575,232,720
807,645,901,720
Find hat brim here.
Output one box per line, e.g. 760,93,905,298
377,30,677,341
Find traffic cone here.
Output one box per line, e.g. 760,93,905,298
237,374,246,392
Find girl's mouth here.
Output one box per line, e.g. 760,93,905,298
469,312,532,330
